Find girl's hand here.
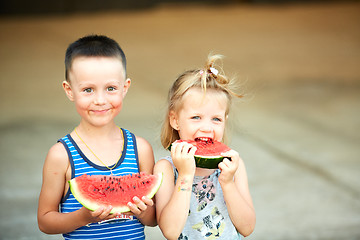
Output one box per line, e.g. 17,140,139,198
171,141,196,176
218,150,240,185
126,196,154,219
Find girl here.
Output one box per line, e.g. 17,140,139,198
154,54,256,240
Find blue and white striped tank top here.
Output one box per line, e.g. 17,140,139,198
58,128,145,240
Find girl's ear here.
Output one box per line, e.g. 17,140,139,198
169,110,179,130
62,80,74,101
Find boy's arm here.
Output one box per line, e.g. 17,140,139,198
37,142,114,234
134,136,157,226
218,151,256,237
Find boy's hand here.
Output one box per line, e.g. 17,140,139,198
218,150,239,185
80,205,115,224
125,196,154,219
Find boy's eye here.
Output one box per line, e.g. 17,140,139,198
191,116,200,120
107,86,116,91
83,88,93,93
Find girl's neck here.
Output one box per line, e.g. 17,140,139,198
195,167,216,177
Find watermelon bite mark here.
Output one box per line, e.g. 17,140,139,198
171,139,231,169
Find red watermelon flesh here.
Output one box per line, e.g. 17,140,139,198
173,139,231,169
69,172,163,214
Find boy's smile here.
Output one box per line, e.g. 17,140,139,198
63,56,130,127
91,109,110,114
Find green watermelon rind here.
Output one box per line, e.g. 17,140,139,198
168,141,229,169
69,172,163,214
194,155,224,169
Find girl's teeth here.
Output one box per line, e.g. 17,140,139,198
195,137,213,143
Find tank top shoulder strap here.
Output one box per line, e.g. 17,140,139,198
113,128,140,175
58,134,76,178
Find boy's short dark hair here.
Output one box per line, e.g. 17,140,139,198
65,35,127,81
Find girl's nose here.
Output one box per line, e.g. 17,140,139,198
199,122,212,132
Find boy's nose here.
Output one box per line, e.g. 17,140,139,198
94,91,106,105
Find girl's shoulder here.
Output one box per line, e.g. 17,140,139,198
158,156,174,165
155,156,174,170
154,157,176,183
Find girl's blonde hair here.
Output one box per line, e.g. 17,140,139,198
161,54,242,149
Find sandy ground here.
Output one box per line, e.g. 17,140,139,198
0,1,360,239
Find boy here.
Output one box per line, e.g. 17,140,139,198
38,35,156,239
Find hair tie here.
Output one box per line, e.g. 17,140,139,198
209,67,219,76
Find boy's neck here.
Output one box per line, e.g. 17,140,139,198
72,122,124,168
76,122,119,138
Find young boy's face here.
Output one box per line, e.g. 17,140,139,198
63,56,130,127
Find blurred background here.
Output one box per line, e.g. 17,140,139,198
0,0,359,239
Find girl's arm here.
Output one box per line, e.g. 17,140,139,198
154,142,196,240
37,143,114,234
218,150,256,237
134,136,156,226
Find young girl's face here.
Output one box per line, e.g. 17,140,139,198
170,87,228,143
63,56,130,127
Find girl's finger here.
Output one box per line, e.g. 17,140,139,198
188,146,197,155
218,161,226,171
222,158,232,167
220,149,235,158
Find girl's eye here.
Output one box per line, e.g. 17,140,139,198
213,117,222,122
191,116,200,120
83,88,93,93
107,86,116,91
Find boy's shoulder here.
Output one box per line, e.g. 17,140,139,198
123,129,150,147
130,134,154,171
45,141,70,167
134,135,153,152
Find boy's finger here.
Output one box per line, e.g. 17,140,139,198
132,197,147,211
91,207,104,217
141,196,154,206
98,205,113,219
127,202,141,215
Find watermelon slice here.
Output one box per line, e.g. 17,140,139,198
171,139,231,169
69,172,163,214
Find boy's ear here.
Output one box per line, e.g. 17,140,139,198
62,80,74,101
123,78,131,96
169,110,179,130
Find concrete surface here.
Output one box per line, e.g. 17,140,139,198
0,1,359,239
